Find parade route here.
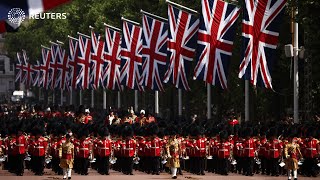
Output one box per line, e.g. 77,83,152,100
0,169,317,180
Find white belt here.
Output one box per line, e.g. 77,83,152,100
125,148,133,150
307,148,316,150
270,149,278,151
245,148,254,150
219,149,228,151
16,144,25,146
99,148,109,150
79,148,89,150
35,146,44,148
150,147,159,148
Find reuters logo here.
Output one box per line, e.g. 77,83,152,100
8,8,26,24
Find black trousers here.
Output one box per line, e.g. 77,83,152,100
304,158,318,176
259,156,267,174
122,157,133,174
270,158,279,175
33,156,45,175
189,157,196,173
51,157,62,174
244,157,254,175
78,157,89,175
218,158,229,175
151,157,160,174
195,157,205,174
16,154,25,175
99,156,110,174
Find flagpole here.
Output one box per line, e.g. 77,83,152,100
293,4,299,124
166,0,198,14
77,32,90,39
245,80,249,122
117,90,121,109
70,90,73,105
207,83,211,119
103,23,122,32
140,10,168,21
103,90,107,109
91,89,94,108
52,91,55,105
178,89,182,117
155,90,159,116
60,89,63,106
79,90,83,105
121,17,140,26
134,90,138,112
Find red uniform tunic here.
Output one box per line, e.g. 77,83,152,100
258,138,267,157
15,135,27,154
50,141,59,157
123,139,136,157
32,137,48,156
150,137,162,157
97,139,112,157
218,141,231,159
137,138,146,157
194,138,207,157
243,138,256,157
145,139,151,157
268,139,283,158
304,138,319,158
77,139,91,158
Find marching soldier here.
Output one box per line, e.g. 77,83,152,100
76,129,91,175
166,127,181,179
284,129,303,180
121,125,136,175
267,127,283,176
302,128,319,177
149,123,161,175
193,127,206,175
15,127,27,176
59,134,74,179
31,127,48,176
97,127,112,175
217,130,231,175
243,128,255,176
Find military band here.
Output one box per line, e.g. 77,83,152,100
0,105,319,180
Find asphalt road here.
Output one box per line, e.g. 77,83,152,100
0,169,317,180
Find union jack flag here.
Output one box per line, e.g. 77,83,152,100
21,50,32,88
67,38,79,90
90,30,105,89
76,35,91,90
39,48,51,89
163,4,199,91
15,52,24,83
194,0,240,89
49,44,61,89
239,0,287,89
120,20,144,91
31,60,41,87
141,14,168,92
57,47,69,90
102,26,122,91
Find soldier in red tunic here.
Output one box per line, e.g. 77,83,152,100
31,127,48,176
76,129,91,175
267,127,283,176
217,130,232,175
193,126,206,175
243,127,255,176
97,127,112,175
15,126,27,176
149,123,161,175
303,128,320,177
121,125,136,175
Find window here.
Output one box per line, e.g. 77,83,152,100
9,81,14,91
0,60,4,72
10,61,14,71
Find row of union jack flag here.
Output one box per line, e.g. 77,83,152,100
15,0,287,91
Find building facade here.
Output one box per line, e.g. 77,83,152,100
0,34,15,103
